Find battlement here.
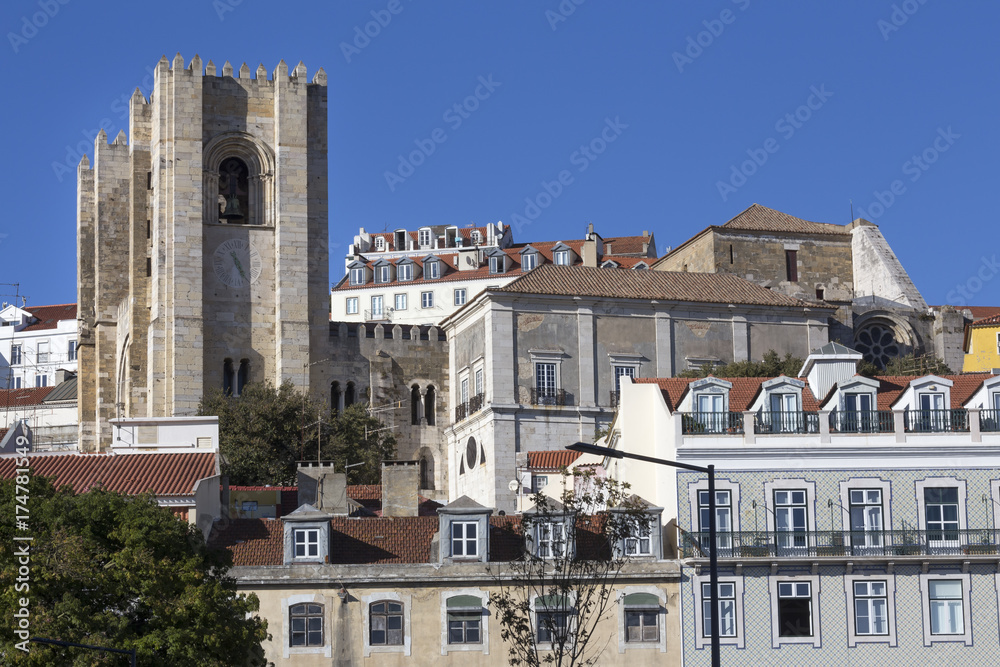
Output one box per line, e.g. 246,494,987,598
330,321,448,342
156,53,327,86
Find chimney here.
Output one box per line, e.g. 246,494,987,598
55,369,75,385
382,461,420,517
642,230,650,255
297,462,349,514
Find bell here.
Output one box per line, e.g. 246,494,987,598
221,194,243,221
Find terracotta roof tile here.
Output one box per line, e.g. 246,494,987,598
329,516,439,563
0,387,55,408
721,204,849,236
213,519,284,566
526,450,581,470
20,303,77,331
341,485,443,517
0,452,217,496
970,314,1000,327
495,265,830,309
636,376,823,412
602,236,649,255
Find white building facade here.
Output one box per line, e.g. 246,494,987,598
0,303,78,390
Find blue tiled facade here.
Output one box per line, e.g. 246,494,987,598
678,467,1000,666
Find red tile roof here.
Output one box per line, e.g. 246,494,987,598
602,236,651,256
721,204,849,236
0,452,217,496
526,450,581,470
970,314,1000,327
635,376,823,412
214,518,284,566
342,484,443,517
21,303,77,331
965,306,1000,319
495,265,831,309
0,386,55,408
329,516,439,563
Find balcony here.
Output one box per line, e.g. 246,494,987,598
904,408,968,433
679,528,1000,559
454,393,485,423
754,410,820,435
829,410,895,434
530,388,567,407
363,308,392,322
982,409,1000,432
679,411,745,435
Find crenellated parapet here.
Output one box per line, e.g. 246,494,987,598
151,53,327,86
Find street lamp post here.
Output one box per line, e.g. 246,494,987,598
567,441,720,667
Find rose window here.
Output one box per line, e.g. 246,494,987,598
854,324,901,369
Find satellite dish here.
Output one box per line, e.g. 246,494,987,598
508,480,520,492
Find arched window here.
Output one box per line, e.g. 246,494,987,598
289,603,324,647
223,359,234,395
419,452,434,490
424,385,436,426
345,382,356,408
411,385,421,425
369,601,404,645
218,157,250,224
237,359,250,396
331,382,342,415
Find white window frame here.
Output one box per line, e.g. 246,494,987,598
371,295,384,317
418,228,431,248
68,340,77,362
35,375,48,388
451,521,478,558
763,479,816,556
375,236,385,251
398,263,413,281
693,574,745,649
10,344,22,366
375,265,390,283
361,592,412,657
346,297,359,315
554,250,570,265
281,593,331,659
915,477,967,550
426,260,440,279
474,368,484,397
489,255,504,274
439,589,489,656
530,593,576,648
844,574,897,647
838,478,892,554
350,267,366,285
919,573,972,646
616,586,667,654
12,377,21,389
769,575,820,648
533,520,568,559
688,479,741,538
36,340,49,364
522,252,537,271
421,291,434,309
293,528,320,560
454,288,467,306
394,294,407,311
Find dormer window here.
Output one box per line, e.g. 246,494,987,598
634,262,648,270
438,496,492,564
426,261,440,279
554,251,570,266
293,528,320,559
350,266,366,285
418,228,431,248
451,522,478,558
398,263,413,281
471,231,482,244
601,260,619,269
535,521,567,559
757,377,807,434
283,505,331,565
375,236,385,251
489,254,505,274
375,265,391,283
522,252,537,271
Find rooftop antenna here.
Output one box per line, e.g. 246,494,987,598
850,199,854,222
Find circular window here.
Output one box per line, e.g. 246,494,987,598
854,323,901,369
466,437,478,468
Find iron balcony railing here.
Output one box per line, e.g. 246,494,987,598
680,528,1000,559
530,388,567,407
828,409,895,434
454,393,485,423
754,410,820,435
904,408,969,433
979,409,999,432
363,308,392,322
679,411,745,435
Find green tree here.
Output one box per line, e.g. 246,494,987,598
0,476,268,665
677,349,804,378
199,381,397,486
488,471,654,666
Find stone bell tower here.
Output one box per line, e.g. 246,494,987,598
77,54,329,451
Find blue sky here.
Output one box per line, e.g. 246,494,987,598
1,0,997,308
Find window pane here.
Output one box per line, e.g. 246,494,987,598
929,580,962,598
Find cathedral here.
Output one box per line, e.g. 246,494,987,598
77,55,330,451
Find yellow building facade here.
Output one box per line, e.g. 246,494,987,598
962,314,1000,372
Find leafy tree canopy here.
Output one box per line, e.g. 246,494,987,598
677,350,804,378
199,381,396,486
0,476,268,666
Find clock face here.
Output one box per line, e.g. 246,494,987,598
213,239,262,288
